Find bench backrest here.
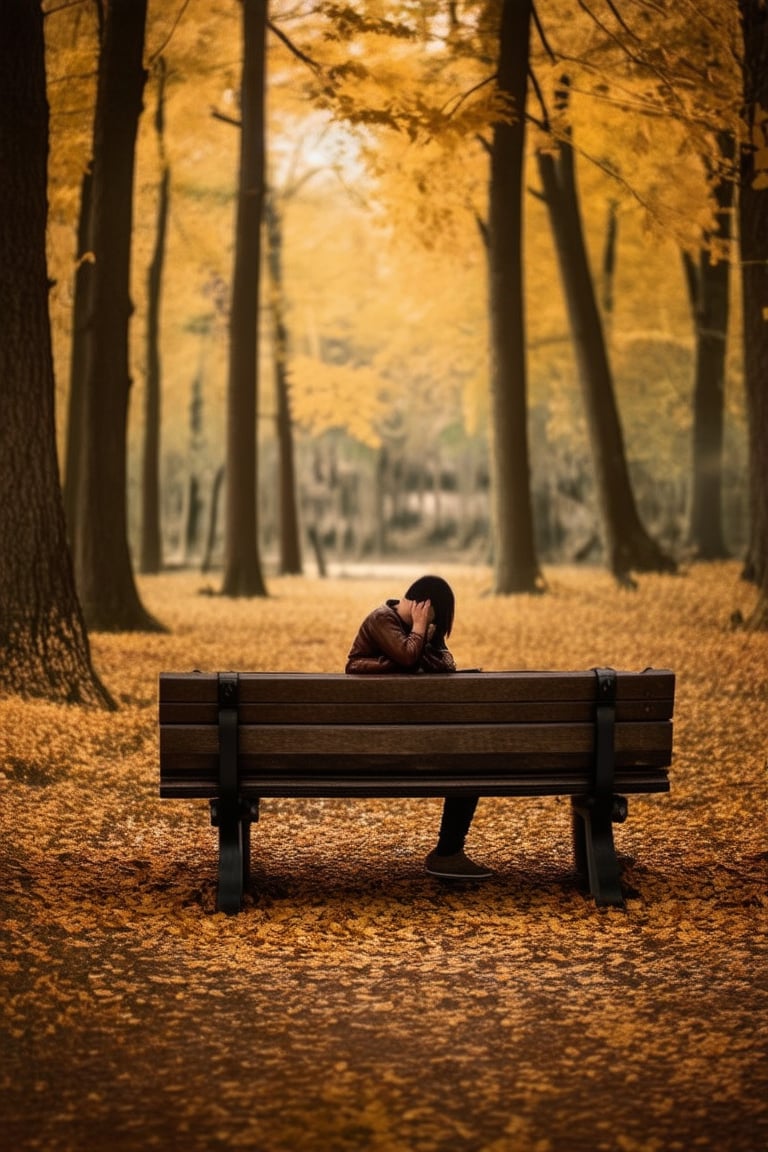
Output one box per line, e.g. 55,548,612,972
159,670,674,801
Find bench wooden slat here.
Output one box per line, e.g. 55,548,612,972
159,769,669,800
159,754,671,780
159,697,673,725
159,669,674,706
160,719,671,759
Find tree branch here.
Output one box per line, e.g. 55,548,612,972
604,0,640,43
531,1,557,63
546,53,712,127
528,64,550,130
211,107,242,129
474,132,492,157
148,0,193,65
474,209,489,251
439,72,497,119
267,18,322,73
625,0,667,13
573,0,693,116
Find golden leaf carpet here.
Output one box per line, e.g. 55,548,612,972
1,562,766,1152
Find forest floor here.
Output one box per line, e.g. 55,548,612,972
1,561,767,1152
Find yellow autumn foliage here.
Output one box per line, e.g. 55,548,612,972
289,357,389,447
40,0,747,493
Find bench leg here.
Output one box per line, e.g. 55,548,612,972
216,808,245,914
213,799,259,914
210,799,259,914
571,798,624,908
241,799,259,894
241,817,251,891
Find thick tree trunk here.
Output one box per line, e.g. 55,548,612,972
74,0,162,630
687,133,734,559
536,86,675,583
739,0,768,628
0,1,112,707
265,195,302,575
487,0,540,593
221,0,268,597
141,61,170,575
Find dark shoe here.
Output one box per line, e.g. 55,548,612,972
425,850,493,880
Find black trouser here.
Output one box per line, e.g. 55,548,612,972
436,796,479,855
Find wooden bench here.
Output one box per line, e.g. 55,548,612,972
158,668,674,914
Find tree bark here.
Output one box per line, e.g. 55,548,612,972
739,0,768,628
141,60,170,575
0,1,112,707
536,82,675,583
487,0,540,593
63,166,94,547
265,194,303,575
74,0,162,630
64,3,103,548
687,132,734,559
221,0,268,597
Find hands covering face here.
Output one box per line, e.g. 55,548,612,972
410,599,434,636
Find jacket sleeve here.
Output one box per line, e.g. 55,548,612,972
419,644,456,674
345,654,403,675
345,605,426,674
363,610,426,668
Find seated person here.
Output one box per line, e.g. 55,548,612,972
346,574,491,880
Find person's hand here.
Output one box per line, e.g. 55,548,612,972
411,599,431,636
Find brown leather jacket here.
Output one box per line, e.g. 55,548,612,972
345,600,456,675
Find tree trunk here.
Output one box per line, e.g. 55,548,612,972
487,0,540,593
221,0,268,597
536,83,675,584
74,0,162,631
265,194,302,575
373,448,387,555
0,1,112,707
687,133,734,559
600,199,618,328
140,59,169,575
307,525,327,578
202,464,225,574
63,166,94,546
185,474,203,561
739,0,768,628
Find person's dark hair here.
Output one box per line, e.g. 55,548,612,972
404,574,455,644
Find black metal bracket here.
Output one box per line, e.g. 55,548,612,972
211,672,251,914
571,667,628,908
593,666,617,801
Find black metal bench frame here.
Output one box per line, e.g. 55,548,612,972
158,668,674,914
